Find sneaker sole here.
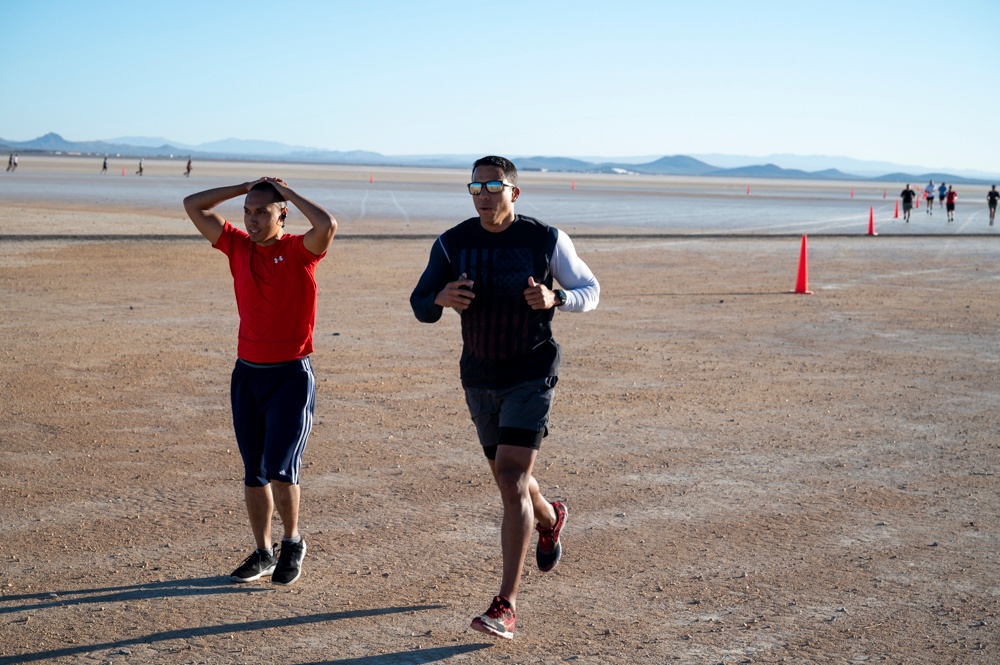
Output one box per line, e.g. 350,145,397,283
538,541,562,572
231,565,276,583
470,617,514,640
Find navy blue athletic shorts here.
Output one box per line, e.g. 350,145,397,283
464,377,557,460
231,357,315,487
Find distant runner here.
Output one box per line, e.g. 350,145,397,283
945,186,957,223
988,185,999,226
900,184,916,222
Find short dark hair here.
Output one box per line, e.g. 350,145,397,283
472,155,517,186
249,181,287,204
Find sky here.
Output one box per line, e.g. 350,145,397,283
2,0,998,173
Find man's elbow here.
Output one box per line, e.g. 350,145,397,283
319,216,337,242
410,295,443,323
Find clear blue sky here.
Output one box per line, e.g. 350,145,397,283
2,0,997,172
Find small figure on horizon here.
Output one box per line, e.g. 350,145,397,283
988,185,999,226
945,186,957,223
184,157,192,177
101,156,108,174
136,158,144,176
900,184,916,222
12,154,17,171
5,153,12,172
924,180,935,214
938,181,947,207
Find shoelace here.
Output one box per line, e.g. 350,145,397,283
486,597,514,620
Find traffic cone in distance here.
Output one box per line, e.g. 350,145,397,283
571,180,576,190
747,185,751,195
121,167,125,176
851,189,855,198
792,234,813,295
369,174,374,183
894,200,899,219
868,207,877,236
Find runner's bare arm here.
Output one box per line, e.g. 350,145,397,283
183,182,254,244
266,178,337,256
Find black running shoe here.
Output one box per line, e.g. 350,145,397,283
272,538,307,586
230,547,277,583
535,501,567,572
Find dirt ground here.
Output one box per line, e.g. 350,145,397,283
2,194,999,663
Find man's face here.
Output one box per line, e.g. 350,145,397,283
243,189,285,246
471,165,519,231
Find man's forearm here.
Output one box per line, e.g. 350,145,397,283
183,182,250,213
284,189,334,231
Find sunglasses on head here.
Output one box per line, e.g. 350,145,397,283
467,180,515,195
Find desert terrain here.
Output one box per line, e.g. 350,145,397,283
1,158,998,663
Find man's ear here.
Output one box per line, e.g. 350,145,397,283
511,186,520,202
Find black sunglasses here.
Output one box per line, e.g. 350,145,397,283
467,180,515,195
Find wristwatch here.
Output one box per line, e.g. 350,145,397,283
554,289,567,307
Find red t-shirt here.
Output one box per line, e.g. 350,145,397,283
214,222,326,363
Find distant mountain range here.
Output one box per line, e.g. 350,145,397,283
1,132,994,184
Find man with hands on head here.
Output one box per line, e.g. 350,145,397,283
411,156,600,640
183,177,336,586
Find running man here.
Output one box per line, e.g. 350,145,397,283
411,155,600,640
945,185,957,223
136,158,144,176
900,184,916,222
185,158,192,177
987,185,998,226
101,156,108,174
925,180,935,214
938,182,947,206
183,177,336,585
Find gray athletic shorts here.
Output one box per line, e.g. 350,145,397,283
464,377,557,459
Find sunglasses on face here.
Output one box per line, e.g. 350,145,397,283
467,180,515,195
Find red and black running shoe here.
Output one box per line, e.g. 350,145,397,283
535,501,567,572
471,595,516,639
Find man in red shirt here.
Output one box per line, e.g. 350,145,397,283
945,185,958,223
184,178,336,585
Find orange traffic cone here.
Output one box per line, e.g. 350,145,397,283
369,174,374,183
868,207,877,236
894,200,899,219
121,167,125,176
851,189,855,198
571,180,576,190
792,234,813,294
746,185,751,195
